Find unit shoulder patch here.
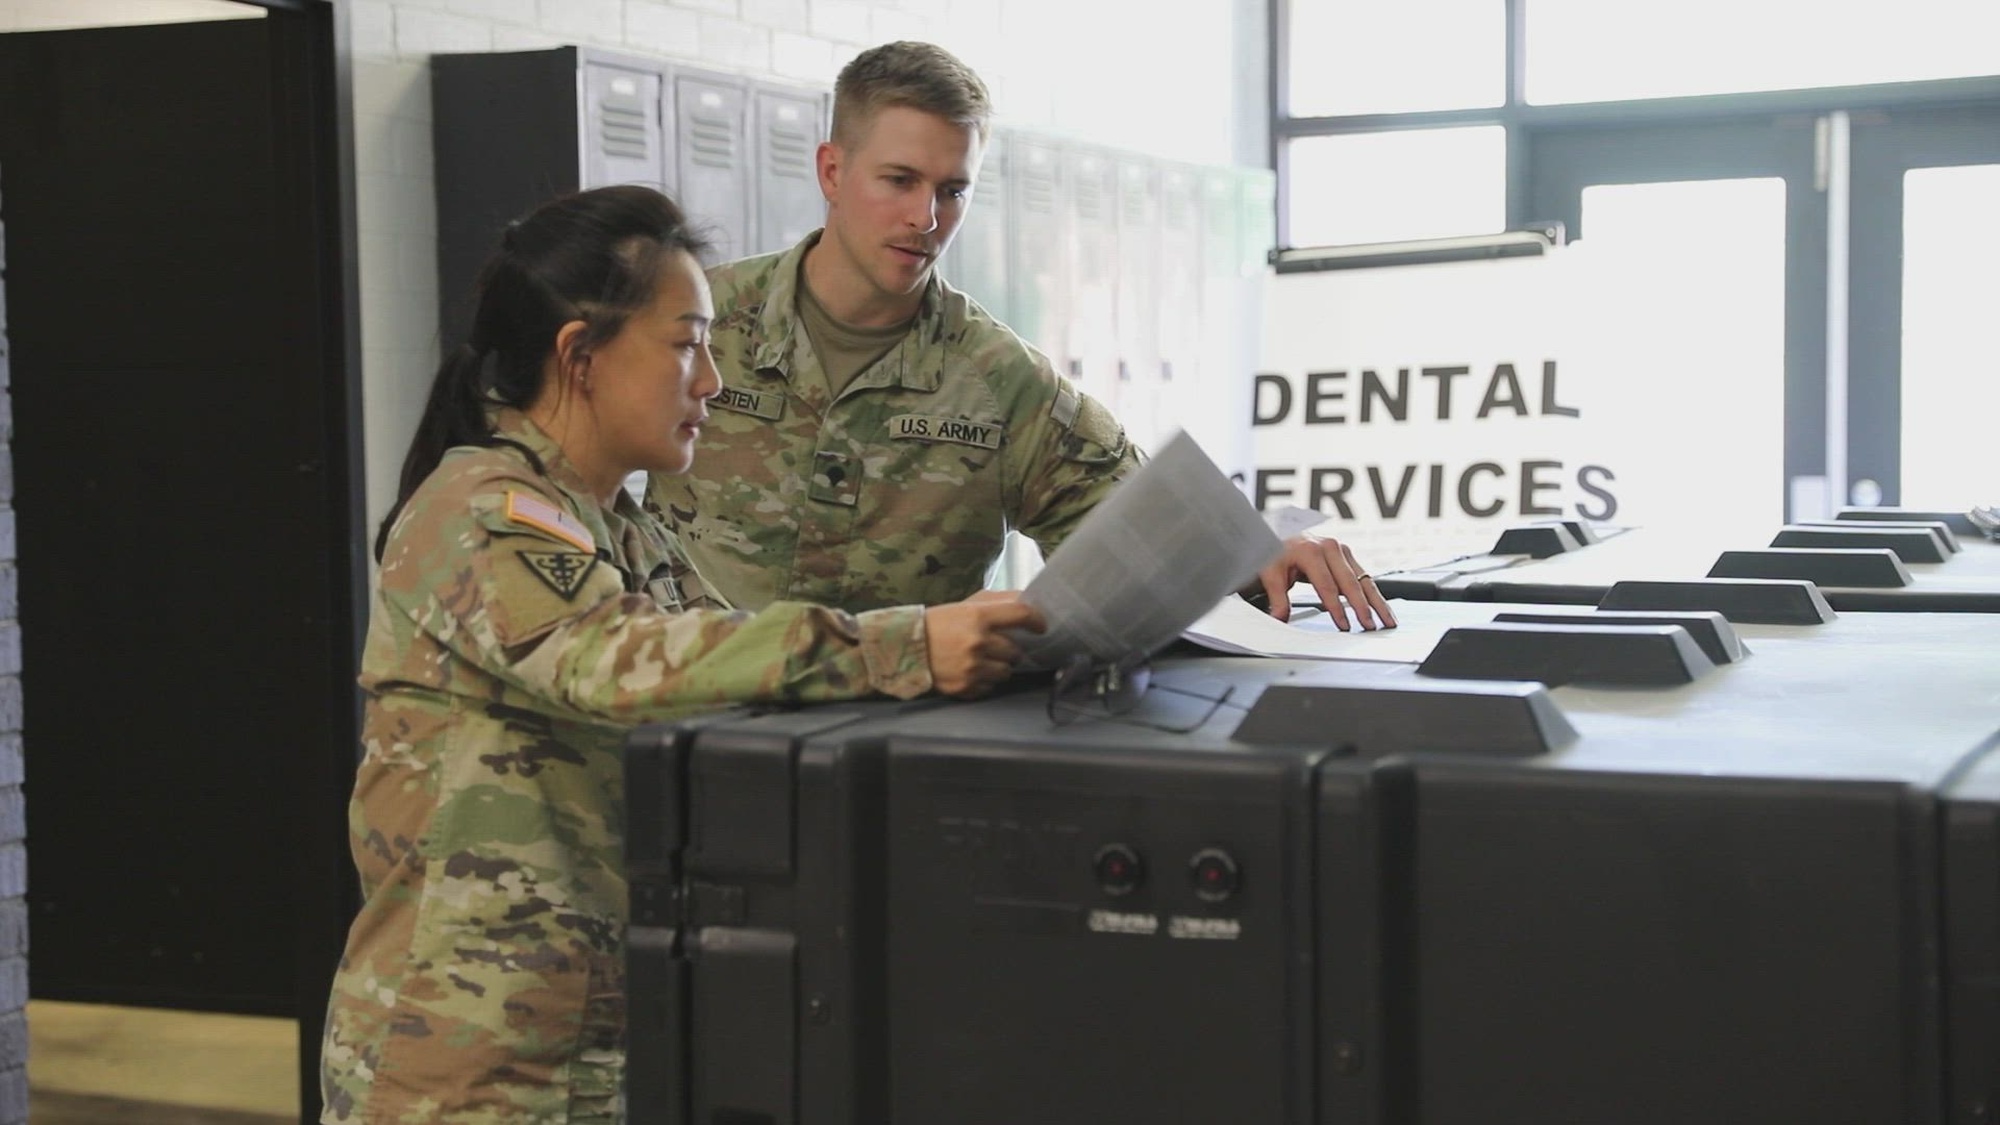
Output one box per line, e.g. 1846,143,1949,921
519,550,597,601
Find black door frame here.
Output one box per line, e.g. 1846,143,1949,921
4,2,363,1117
245,1,367,1116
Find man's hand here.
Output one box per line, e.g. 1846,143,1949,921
923,592,1047,697
1254,533,1398,631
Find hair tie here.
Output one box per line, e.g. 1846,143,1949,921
501,219,523,251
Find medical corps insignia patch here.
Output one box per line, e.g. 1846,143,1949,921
520,550,596,601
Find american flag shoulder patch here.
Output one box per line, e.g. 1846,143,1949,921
504,490,596,554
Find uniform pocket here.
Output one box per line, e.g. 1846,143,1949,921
565,949,627,1122
859,411,1011,604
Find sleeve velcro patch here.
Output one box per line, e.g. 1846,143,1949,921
506,490,596,554
1051,383,1082,430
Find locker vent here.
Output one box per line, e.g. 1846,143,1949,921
1121,184,1148,227
765,120,813,180
1075,166,1104,221
1164,176,1196,231
690,112,737,171
599,98,649,161
1020,156,1056,215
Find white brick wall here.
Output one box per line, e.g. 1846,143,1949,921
536,0,624,43
807,0,868,45
697,13,771,71
670,0,739,18
626,2,702,58
771,29,836,83
346,0,1261,537
741,0,807,31
395,8,492,54
450,0,535,22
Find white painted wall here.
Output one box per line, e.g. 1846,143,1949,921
347,0,1265,539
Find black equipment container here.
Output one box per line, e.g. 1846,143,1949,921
625,603,2000,1124
1381,605,2000,1125
625,658,1575,1124
1377,517,2000,612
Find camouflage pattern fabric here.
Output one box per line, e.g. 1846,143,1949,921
320,409,930,1123
652,232,1145,613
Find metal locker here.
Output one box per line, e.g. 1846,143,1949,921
431,46,671,352
583,60,668,193
1197,166,1253,485
1004,134,1067,369
1229,166,1275,481
1155,162,1206,457
672,66,753,265
941,129,1010,323
1062,143,1121,409
750,81,826,257
1237,165,1277,275
1113,154,1164,451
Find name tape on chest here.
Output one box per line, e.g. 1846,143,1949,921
888,413,1003,450
505,490,597,555
712,386,785,421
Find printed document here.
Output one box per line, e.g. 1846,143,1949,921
1016,431,1283,668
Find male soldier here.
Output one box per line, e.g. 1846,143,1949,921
653,41,1395,629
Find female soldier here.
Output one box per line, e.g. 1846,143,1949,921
320,185,1040,1122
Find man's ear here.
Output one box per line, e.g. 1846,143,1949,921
816,139,842,205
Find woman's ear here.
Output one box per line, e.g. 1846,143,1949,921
553,319,592,393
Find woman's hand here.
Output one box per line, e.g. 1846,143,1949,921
923,592,1046,697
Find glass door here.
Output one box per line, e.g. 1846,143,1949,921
1524,116,1825,527
1848,106,2000,511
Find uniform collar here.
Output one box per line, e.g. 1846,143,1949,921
754,229,947,395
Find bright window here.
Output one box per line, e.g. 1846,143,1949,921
1528,0,2000,105
1286,0,1505,117
1285,126,1506,247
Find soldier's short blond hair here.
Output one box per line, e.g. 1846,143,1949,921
831,41,992,150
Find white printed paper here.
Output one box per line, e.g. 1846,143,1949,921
1016,431,1284,668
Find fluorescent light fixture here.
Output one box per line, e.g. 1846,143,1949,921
1272,223,1566,273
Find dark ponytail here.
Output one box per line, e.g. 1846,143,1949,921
375,186,713,560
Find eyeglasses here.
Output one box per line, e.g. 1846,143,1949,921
1046,655,1243,734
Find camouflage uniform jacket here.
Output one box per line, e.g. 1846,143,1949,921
651,231,1144,613
321,409,931,1124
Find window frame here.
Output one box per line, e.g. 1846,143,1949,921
1269,0,2000,249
